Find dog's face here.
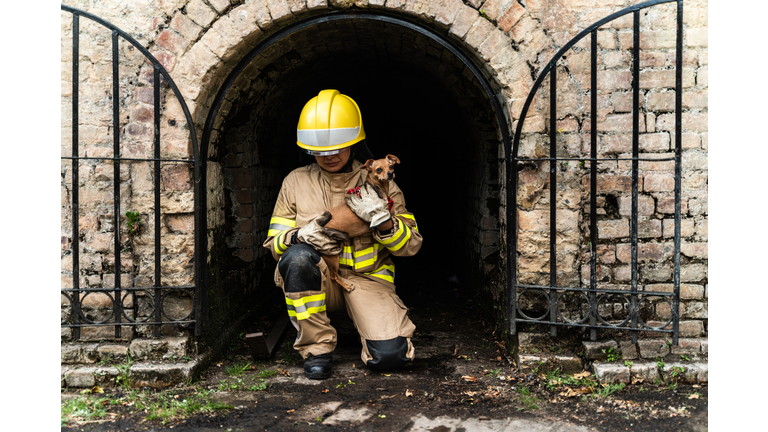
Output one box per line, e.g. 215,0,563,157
364,154,400,183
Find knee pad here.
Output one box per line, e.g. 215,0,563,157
365,337,411,370
279,244,322,293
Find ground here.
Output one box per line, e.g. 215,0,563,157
61,276,707,431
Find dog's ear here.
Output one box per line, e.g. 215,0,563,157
363,159,374,171
386,154,400,165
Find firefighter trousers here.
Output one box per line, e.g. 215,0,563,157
274,244,416,369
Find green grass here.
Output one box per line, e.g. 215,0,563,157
594,383,626,398
225,361,252,376
218,377,269,392
543,369,598,391
516,386,540,410
258,369,279,378
125,390,233,425
61,397,109,426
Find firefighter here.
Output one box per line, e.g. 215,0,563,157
263,89,422,380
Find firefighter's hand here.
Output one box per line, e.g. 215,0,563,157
296,211,349,255
345,183,391,228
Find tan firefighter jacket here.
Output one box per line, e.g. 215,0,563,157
263,160,422,285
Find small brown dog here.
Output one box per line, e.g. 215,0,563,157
315,154,400,291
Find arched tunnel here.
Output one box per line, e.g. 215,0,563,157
202,15,508,343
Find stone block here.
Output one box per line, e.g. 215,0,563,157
98,344,129,362
156,30,189,56
161,164,192,191
582,340,618,360
656,197,687,215
435,0,464,27
209,0,231,13
629,362,659,384
61,344,82,364
679,320,705,337
186,0,218,28
637,339,669,358
662,362,699,384
681,242,707,259
597,220,628,239
670,338,701,356
644,174,675,192
517,354,551,373
66,367,96,388
619,341,638,360
592,363,630,384
130,361,197,388
618,195,655,217
170,12,203,41
555,356,583,374
680,264,706,282
497,1,525,32
596,175,632,192
449,6,480,39
662,219,695,238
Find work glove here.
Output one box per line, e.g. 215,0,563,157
296,211,349,255
345,183,391,229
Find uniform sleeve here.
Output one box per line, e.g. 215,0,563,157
263,173,301,261
372,181,422,257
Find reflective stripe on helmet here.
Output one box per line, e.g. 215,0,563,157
297,127,361,149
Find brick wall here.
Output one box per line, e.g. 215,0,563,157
61,0,708,344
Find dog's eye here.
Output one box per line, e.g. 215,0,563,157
389,165,393,169
376,167,382,173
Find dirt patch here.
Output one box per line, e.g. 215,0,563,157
62,279,707,431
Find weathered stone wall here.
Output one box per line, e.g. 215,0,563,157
61,0,708,344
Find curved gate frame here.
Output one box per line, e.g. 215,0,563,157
198,10,515,329
61,5,203,339
509,0,684,344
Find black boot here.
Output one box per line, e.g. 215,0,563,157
304,353,333,380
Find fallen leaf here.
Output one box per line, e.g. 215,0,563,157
573,371,591,379
92,386,104,394
692,384,700,388
405,389,413,397
457,355,469,360
453,345,459,356
380,394,396,399
375,388,388,391
287,409,295,413
596,406,605,413
278,368,290,377
380,373,391,377
463,391,478,396
461,375,477,382
321,389,329,394
688,394,699,399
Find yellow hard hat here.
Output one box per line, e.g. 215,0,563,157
297,89,366,155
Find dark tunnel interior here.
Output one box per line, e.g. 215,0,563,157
208,18,504,313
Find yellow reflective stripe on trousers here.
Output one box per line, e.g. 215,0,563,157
397,214,419,233
274,230,290,255
268,216,296,237
365,264,395,283
378,219,411,251
285,293,326,320
353,244,379,270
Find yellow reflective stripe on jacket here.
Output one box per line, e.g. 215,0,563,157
268,216,296,237
340,246,354,268
285,293,326,320
378,219,412,251
397,214,419,233
274,231,290,255
353,244,379,269
365,264,395,283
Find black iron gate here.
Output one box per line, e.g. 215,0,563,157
508,0,684,344
60,5,203,339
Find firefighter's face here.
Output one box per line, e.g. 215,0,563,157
315,147,351,173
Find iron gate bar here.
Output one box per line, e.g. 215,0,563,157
198,10,515,333
589,29,598,342
673,0,684,346
509,0,683,343
71,12,80,341
549,64,557,338
61,4,202,339
112,29,122,339
631,10,640,344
